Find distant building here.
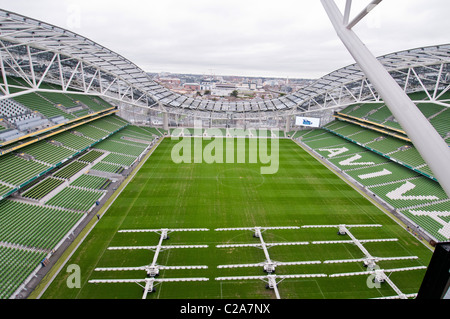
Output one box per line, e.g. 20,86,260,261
212,83,237,97
158,77,181,88
200,80,217,91
183,83,200,91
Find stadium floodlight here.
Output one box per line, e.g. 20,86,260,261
160,265,208,270
215,273,327,299
302,224,382,229
324,256,419,269
215,274,327,281
312,240,354,244
108,246,158,250
266,242,309,247
89,277,209,299
312,238,397,245
358,239,398,243
381,266,427,273
95,266,149,272
324,256,418,264
118,228,209,240
215,226,300,232
217,260,321,270
374,293,418,300
218,263,266,269
155,244,209,249
217,242,308,249
216,243,263,248
275,260,321,266
95,265,208,272
108,244,209,250
216,275,267,281
119,228,209,233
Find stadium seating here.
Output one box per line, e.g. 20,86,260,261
0,200,84,250
296,126,450,243
64,94,109,112
323,120,439,179
0,98,30,120
0,246,47,300
89,127,155,173
6,76,114,121
22,177,65,200
101,153,136,167
53,161,88,180
0,85,162,299
9,89,75,122
336,97,450,141
344,162,421,187
73,125,110,140
91,161,123,174
70,175,110,190
78,150,105,163
0,154,50,187
45,187,104,212
429,109,450,137
50,131,96,151
20,141,74,166
0,183,14,198
137,126,164,137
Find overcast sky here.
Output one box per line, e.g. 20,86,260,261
0,0,449,79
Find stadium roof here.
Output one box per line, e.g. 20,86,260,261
0,8,449,117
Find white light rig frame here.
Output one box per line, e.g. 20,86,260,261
215,273,327,300
88,225,427,299
89,228,210,298
215,226,318,273
303,224,427,299
214,226,326,299
330,266,426,300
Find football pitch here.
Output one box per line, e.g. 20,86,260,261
40,137,432,299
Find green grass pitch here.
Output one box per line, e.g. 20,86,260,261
41,137,432,299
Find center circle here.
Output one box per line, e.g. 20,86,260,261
216,167,265,189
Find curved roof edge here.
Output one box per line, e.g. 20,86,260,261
0,9,449,116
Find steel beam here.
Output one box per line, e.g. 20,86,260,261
321,0,450,198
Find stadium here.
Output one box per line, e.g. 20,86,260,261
0,1,449,302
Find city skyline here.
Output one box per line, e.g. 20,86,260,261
151,71,313,101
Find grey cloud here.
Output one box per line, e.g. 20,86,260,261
0,0,449,78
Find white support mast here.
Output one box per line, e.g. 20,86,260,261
321,0,450,198
255,227,277,273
